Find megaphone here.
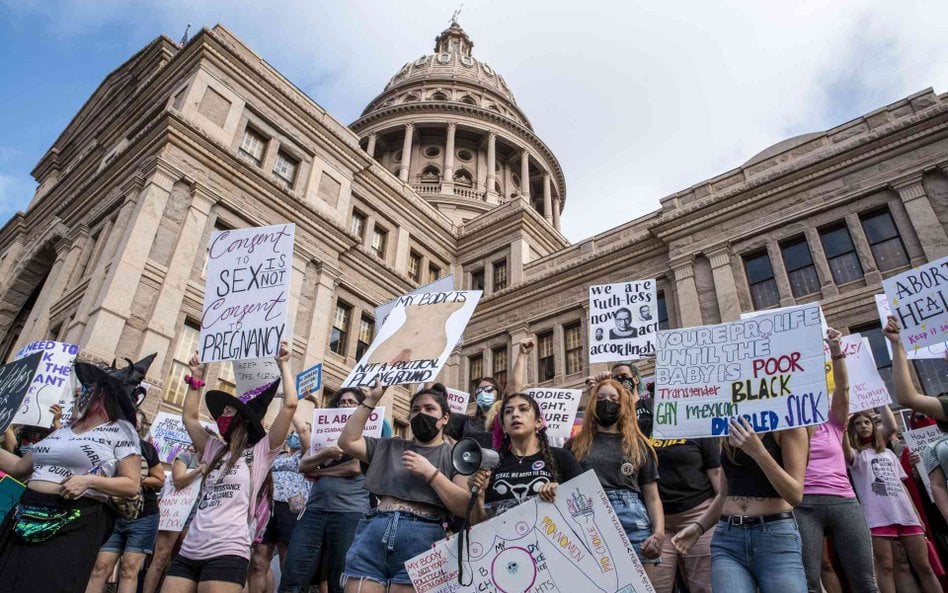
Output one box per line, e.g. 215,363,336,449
451,437,500,476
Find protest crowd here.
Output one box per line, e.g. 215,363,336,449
0,227,945,593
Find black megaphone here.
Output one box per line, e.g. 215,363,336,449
451,437,500,476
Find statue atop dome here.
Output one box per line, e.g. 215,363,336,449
434,16,473,57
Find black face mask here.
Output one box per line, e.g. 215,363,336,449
411,412,441,442
616,377,637,395
595,400,620,427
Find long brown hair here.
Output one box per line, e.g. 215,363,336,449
498,392,561,481
209,418,251,471
847,411,885,454
570,379,656,469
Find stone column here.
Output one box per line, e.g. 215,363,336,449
10,239,72,351
542,173,553,224
398,123,414,182
552,197,561,231
520,149,531,202
366,134,377,158
510,238,530,285
303,262,341,366
803,227,838,298
485,131,497,201
891,175,948,260
707,246,741,321
671,257,702,326
766,240,795,306
443,123,456,194
394,227,411,274
0,234,26,295
845,213,881,285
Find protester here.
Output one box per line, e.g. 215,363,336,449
588,362,651,435
0,356,153,593
161,342,297,593
279,388,369,593
567,379,663,581
338,383,471,593
3,404,64,455
469,391,583,522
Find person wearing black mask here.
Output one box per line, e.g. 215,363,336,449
338,384,471,593
588,361,651,435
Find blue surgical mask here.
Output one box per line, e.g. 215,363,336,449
286,433,300,450
475,386,495,409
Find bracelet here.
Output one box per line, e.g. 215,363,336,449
692,521,706,534
184,375,205,390
831,353,847,361
426,469,440,484
359,402,376,411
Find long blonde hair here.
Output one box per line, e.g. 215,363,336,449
570,379,656,469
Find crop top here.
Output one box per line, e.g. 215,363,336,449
721,432,783,499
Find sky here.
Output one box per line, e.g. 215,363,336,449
1,0,947,243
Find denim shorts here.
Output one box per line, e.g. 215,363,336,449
607,489,658,565
342,509,447,586
100,511,160,554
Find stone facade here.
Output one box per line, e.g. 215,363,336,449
1,22,946,432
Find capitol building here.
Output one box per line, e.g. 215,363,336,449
0,21,945,429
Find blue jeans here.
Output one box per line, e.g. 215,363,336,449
606,489,658,565
277,510,362,593
343,510,447,586
100,511,159,554
710,517,806,593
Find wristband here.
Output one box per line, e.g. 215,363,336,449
359,402,376,411
831,353,847,361
692,521,706,534
184,375,205,390
426,469,440,484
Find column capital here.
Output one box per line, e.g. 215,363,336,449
670,256,696,281
68,224,91,243
487,130,496,139
706,245,733,269
314,261,342,281
889,174,926,202
446,122,457,130
404,122,415,131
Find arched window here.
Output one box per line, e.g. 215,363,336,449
460,95,477,106
430,91,448,101
404,94,420,103
421,166,441,182
454,170,473,187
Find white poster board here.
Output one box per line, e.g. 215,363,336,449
310,406,385,453
874,294,946,359
200,224,295,363
446,388,470,415
406,470,654,593
589,280,658,363
342,291,481,387
524,388,582,441
157,472,202,532
13,341,78,428
903,425,945,500
375,275,456,330
147,411,215,464
845,335,892,412
234,358,284,398
654,303,827,439
881,256,948,354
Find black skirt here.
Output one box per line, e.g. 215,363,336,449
0,489,114,593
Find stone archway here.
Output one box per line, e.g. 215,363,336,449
0,242,57,362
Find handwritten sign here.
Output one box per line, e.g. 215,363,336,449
653,303,827,439
874,294,945,359
589,280,658,363
446,388,470,415
296,363,322,400
0,353,44,433
147,411,215,464
310,406,385,453
524,388,582,441
406,470,654,593
200,223,295,363
882,256,948,353
342,291,481,387
12,341,78,428
157,472,202,532
234,358,284,398
903,426,945,500
843,334,892,412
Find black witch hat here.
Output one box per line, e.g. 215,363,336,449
73,353,157,425
205,378,280,445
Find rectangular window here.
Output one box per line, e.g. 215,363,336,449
239,127,266,165
861,210,910,272
781,237,821,297
564,323,583,375
538,331,555,382
492,347,508,391
272,151,298,185
657,292,670,330
493,258,508,291
820,223,864,284
163,321,201,406
471,269,485,291
428,264,441,283
350,210,366,239
371,227,388,259
853,323,895,397
408,251,422,283
356,316,375,360
469,354,484,395
215,361,236,396
329,301,351,356
743,251,780,310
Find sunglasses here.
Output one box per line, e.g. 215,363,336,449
475,386,495,394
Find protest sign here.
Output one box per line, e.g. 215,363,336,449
524,388,582,441
342,290,481,387
296,363,322,400
157,472,202,532
0,352,44,433
903,426,945,501
147,411,215,464
12,341,78,428
310,406,385,453
844,335,892,412
375,275,455,330
234,358,284,398
405,470,654,593
0,473,25,519
882,256,948,353
200,223,295,363
446,388,470,415
653,303,827,439
874,294,946,359
589,280,658,363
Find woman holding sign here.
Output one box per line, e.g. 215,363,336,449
338,384,471,593
161,342,298,593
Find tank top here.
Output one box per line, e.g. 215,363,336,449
721,432,783,498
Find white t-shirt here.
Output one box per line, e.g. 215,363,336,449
29,420,140,499
849,448,920,529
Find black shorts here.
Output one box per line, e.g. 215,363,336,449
166,553,249,584
261,501,299,545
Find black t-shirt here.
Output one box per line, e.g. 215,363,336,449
567,433,658,493
483,447,583,517
636,397,654,437
140,441,162,517
444,413,492,449
650,437,720,515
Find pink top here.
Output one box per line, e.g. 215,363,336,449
803,413,856,498
179,436,279,560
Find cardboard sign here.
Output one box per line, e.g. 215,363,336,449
446,388,470,415
12,341,78,428
588,280,658,363
147,411,215,464
653,303,827,439
0,352,44,433
375,275,456,330
342,291,481,387
296,363,322,400
310,406,385,453
405,470,653,593
874,294,945,359
524,388,582,441
844,335,892,412
882,256,948,353
200,224,295,363
234,358,284,398
903,426,946,501
157,472,202,532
